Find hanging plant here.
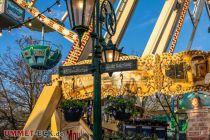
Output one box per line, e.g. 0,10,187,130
104,95,138,121
60,100,87,122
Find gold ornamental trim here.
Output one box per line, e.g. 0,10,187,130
60,50,210,100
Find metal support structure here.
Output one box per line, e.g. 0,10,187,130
155,6,182,54
142,0,182,56
105,0,139,46
78,0,138,62
205,0,210,19
188,9,195,25
169,0,190,55
13,0,77,43
41,24,45,45
61,11,69,23
90,0,121,139
187,0,205,50
92,51,102,140
28,0,38,8
92,0,102,139
171,95,175,115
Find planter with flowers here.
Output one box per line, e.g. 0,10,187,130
104,96,138,121
60,100,87,122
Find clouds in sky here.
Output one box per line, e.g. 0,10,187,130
129,17,157,31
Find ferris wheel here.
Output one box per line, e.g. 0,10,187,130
0,0,138,69
0,0,210,68
1,1,210,140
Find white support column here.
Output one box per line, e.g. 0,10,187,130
155,8,180,54
142,0,179,57
111,0,139,46
61,11,68,23
187,0,205,50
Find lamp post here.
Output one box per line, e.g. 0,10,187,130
66,0,119,139
66,0,95,43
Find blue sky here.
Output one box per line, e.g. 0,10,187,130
0,0,209,60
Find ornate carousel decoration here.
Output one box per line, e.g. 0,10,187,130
61,50,210,100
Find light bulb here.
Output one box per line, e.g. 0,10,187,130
38,15,43,21
0,30,3,36
108,53,113,61
78,2,83,9
47,8,52,14
56,0,61,7
28,22,32,27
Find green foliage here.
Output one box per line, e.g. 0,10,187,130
170,117,176,129
179,120,188,132
60,100,87,111
104,95,138,117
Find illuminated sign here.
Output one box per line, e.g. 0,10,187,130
5,0,24,22
63,26,93,65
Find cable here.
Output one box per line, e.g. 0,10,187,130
1,0,61,31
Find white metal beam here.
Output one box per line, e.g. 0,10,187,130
142,0,180,56
13,0,77,43
155,7,181,54
111,0,139,46
61,11,68,23
187,0,205,50
28,0,37,8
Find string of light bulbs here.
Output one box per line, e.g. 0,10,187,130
0,0,62,37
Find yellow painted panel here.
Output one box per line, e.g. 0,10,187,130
18,85,62,140
51,110,62,139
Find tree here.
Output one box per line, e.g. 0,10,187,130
0,36,58,136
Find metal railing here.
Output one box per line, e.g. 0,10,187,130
24,39,62,50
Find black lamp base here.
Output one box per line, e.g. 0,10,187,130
73,25,89,45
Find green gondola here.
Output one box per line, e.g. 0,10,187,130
21,45,61,70
21,17,63,70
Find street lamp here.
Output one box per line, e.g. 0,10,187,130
102,40,122,63
66,0,118,139
66,0,95,41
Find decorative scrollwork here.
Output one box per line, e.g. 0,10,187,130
101,0,117,36
61,50,210,100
